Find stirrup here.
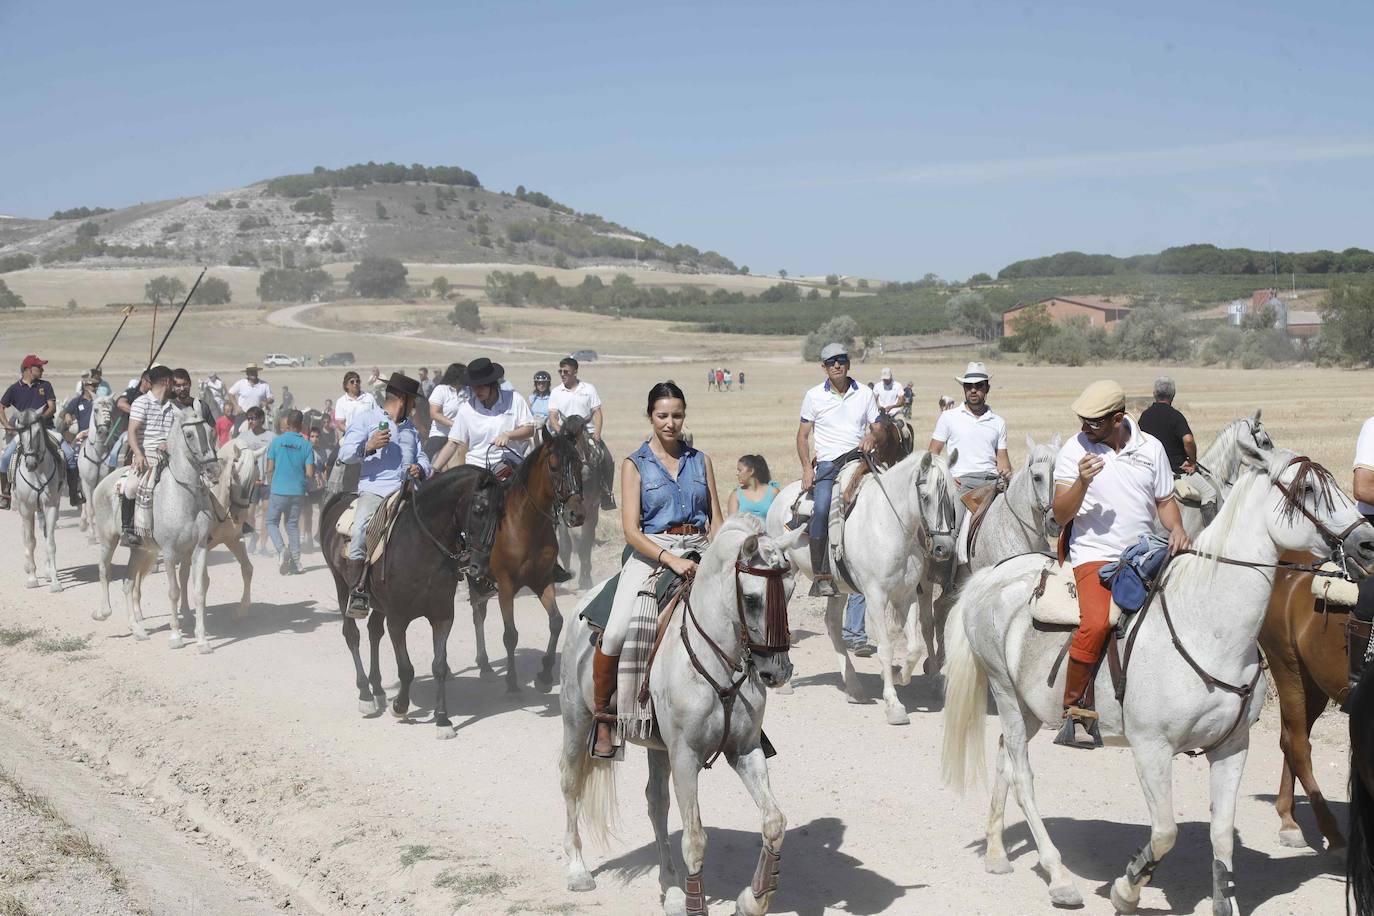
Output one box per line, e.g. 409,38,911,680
120,528,143,547
345,590,371,619
808,575,837,598
588,716,620,760
1054,708,1102,749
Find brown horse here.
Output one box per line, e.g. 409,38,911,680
1258,550,1353,851
468,429,586,693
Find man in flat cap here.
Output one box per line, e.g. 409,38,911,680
1051,379,1191,748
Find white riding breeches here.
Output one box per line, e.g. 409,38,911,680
600,531,707,655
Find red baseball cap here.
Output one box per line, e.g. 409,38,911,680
21,354,47,370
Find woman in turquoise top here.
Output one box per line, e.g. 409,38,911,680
728,454,780,521
590,381,722,758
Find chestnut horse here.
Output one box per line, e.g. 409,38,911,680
468,429,586,693
1259,550,1358,851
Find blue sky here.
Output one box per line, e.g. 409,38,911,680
3,1,1371,279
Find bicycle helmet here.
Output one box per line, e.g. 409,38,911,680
533,370,551,383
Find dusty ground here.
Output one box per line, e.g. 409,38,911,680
1,271,1370,914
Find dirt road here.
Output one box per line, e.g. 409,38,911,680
0,502,1350,915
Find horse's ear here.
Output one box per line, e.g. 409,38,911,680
1051,433,1062,452
774,527,805,553
1025,433,1036,454
740,534,760,564
919,451,932,473
1237,434,1269,472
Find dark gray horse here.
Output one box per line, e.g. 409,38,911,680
320,467,504,738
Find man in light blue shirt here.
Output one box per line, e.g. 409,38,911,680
338,373,431,616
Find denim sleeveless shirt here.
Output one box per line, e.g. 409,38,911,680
630,441,710,533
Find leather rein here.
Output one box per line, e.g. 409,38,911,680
677,560,791,768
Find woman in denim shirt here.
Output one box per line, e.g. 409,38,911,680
589,381,722,757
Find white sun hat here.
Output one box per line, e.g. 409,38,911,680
880,367,892,380
954,361,990,384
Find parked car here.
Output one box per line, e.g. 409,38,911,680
318,352,355,367
570,349,598,363
263,353,304,368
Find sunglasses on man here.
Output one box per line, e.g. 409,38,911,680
962,381,989,392
1077,412,1118,431
823,356,850,368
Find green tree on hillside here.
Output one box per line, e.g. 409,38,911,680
257,268,332,302
0,280,26,310
76,221,101,242
1007,301,1053,353
448,298,482,332
1319,283,1374,365
431,276,452,299
144,275,187,308
191,276,232,305
347,256,408,298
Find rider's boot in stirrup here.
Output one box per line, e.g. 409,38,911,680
0,473,10,510
120,496,142,546
808,536,837,597
1341,616,1371,712
345,558,371,618
1055,658,1102,749
67,467,84,506
590,645,620,759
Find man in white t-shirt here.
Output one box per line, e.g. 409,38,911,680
929,361,1011,497
434,358,537,475
874,367,906,415
796,341,882,596
228,364,273,426
1050,380,1191,748
548,356,615,509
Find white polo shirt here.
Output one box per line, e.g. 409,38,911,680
932,404,1009,477
334,391,377,431
800,378,880,462
874,380,905,410
1355,416,1374,516
449,389,536,468
1054,417,1174,566
229,378,272,412
548,380,602,430
427,384,466,440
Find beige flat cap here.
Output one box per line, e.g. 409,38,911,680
1071,379,1126,418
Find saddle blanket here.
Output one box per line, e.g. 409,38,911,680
115,467,158,538
1029,558,1122,628
334,489,406,565
1312,562,1360,606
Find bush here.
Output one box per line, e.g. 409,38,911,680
238,215,270,231
448,297,482,332
1238,328,1297,369
328,238,346,254
235,200,249,209
66,298,77,312
1319,282,1374,365
1200,327,1243,366
431,276,451,299
162,221,186,235
192,275,232,305
802,315,859,361
291,194,333,218
375,202,388,220
825,273,840,286
228,250,259,267
346,256,408,298
946,290,999,339
1112,304,1191,361
50,206,113,220
413,200,427,215
0,253,35,273
0,279,26,310
75,220,101,241
506,222,534,244
145,275,187,307
206,198,233,211
257,267,332,303
1037,318,1108,366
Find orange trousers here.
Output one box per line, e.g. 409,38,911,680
1070,561,1113,664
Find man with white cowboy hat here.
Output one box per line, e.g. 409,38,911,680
796,341,882,597
929,361,1011,495
874,367,906,415
1051,379,1191,748
229,363,273,429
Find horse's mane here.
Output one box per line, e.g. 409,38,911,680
1199,416,1265,486
513,431,576,488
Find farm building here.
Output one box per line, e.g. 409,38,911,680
1001,296,1132,337
1226,288,1289,329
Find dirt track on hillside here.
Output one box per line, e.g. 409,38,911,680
0,501,1351,915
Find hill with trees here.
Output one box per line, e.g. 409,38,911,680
998,243,1374,279
0,161,740,274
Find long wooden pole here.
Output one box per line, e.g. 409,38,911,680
94,305,135,372
147,268,206,369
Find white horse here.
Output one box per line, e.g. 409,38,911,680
1177,410,1273,538
77,394,116,541
925,435,1062,674
942,442,1374,914
91,408,222,652
766,450,959,725
559,516,801,916
174,438,261,621
11,410,66,592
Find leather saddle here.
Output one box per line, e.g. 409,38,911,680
334,488,408,565
961,481,1004,562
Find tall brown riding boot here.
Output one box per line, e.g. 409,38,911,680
344,558,370,619
808,536,837,597
590,645,620,759
1055,658,1101,749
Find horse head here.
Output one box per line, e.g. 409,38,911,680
1023,433,1063,538
910,450,959,564
166,407,220,487
1226,441,1374,579
872,413,912,467
541,430,586,528
14,409,48,471
90,395,114,442
215,438,261,521
723,517,797,689
1242,408,1273,452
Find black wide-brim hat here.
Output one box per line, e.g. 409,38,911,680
466,357,504,388
385,372,422,399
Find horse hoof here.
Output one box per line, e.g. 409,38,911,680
535,672,554,693
478,666,497,681
567,873,596,893
895,668,913,686
1109,879,1137,914
662,887,688,916
25,578,39,589
923,657,935,676
436,725,457,740
358,700,380,715
49,582,64,593
197,642,213,655
391,702,409,719
885,706,910,726
985,855,1013,875
92,608,111,621
1326,840,1347,857
133,630,150,642
1278,828,1307,849
845,693,867,705
1050,882,1083,908
167,635,183,649
505,683,521,695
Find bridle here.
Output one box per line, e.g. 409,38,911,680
1005,459,1054,537
676,558,792,768
17,417,61,493
520,437,583,526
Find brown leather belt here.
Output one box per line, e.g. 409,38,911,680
663,524,703,536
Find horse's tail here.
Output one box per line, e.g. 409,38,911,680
941,586,987,794
569,753,619,850
1350,676,1374,916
